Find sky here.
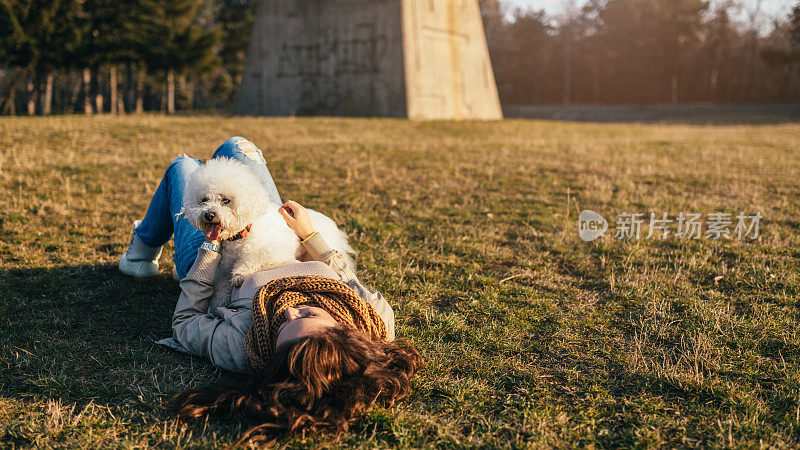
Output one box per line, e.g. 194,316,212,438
502,0,793,23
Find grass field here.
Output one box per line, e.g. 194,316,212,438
0,115,799,448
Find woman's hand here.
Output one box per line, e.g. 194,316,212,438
279,200,316,240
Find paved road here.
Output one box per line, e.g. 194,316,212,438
503,104,800,124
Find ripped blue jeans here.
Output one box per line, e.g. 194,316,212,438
134,137,282,278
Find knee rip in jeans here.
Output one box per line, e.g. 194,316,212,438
233,141,263,162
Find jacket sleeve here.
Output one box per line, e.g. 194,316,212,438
301,233,396,340
170,248,251,372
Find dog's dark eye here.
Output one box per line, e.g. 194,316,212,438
200,197,209,203
221,197,231,205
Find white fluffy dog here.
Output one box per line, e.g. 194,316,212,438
181,158,354,312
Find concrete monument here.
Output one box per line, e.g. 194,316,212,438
233,0,502,119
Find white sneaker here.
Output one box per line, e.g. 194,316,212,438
119,220,162,280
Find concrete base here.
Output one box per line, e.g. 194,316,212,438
233,0,502,119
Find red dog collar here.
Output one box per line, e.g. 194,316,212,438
227,224,252,242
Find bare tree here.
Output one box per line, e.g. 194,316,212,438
556,0,581,106
82,68,93,115
746,0,765,98
42,73,53,114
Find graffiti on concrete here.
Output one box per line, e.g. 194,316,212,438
277,24,389,78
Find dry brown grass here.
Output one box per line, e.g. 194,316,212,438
0,115,799,447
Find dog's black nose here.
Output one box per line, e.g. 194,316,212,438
204,211,217,222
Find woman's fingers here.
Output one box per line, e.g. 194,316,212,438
280,200,315,239
282,200,308,218
281,201,296,218
285,201,302,214
279,205,295,224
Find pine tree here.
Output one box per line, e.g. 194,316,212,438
653,0,709,104
215,0,257,87
495,9,551,105
589,0,707,103
82,0,140,114
760,1,800,91
132,0,219,114
0,0,83,114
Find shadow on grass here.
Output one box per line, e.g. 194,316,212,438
0,264,217,406
0,264,418,446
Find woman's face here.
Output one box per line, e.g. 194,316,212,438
275,306,338,348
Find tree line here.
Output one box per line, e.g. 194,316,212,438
481,0,800,105
1,0,799,115
0,0,255,115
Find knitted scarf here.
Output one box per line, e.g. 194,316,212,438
244,275,387,374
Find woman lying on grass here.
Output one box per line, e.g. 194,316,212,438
117,137,422,445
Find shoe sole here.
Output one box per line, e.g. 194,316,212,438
118,268,162,281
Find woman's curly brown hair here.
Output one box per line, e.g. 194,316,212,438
171,326,423,446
